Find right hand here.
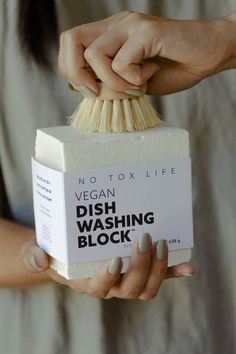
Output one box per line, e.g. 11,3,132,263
21,234,195,300
58,11,236,96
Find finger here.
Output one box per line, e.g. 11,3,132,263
112,35,160,86
84,29,140,92
21,239,49,273
83,257,123,298
59,14,129,90
46,267,94,291
58,27,99,93
106,233,152,299
138,239,168,300
58,11,132,89
165,262,196,279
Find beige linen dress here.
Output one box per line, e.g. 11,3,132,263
0,1,235,353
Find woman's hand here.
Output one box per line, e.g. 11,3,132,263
21,233,196,300
58,11,236,96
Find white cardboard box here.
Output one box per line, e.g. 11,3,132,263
32,122,193,279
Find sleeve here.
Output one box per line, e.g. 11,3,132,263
0,1,4,217
0,1,8,218
0,166,9,218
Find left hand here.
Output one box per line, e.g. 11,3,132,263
21,233,196,300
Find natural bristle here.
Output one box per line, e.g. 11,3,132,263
69,96,161,133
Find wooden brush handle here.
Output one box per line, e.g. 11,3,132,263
68,81,138,99
96,82,140,100
88,68,146,99
69,80,147,99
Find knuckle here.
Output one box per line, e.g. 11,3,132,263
60,29,76,44
133,14,152,29
139,289,158,300
127,12,146,25
84,46,97,62
112,58,126,74
158,265,168,278
153,262,168,278
111,11,134,25
102,277,117,288
132,260,149,273
125,287,143,299
125,11,138,21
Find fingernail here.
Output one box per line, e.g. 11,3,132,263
155,240,167,260
138,233,152,253
27,254,45,271
108,257,123,275
123,89,142,97
68,82,77,91
181,271,194,277
77,85,97,98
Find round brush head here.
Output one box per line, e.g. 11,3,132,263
68,82,161,133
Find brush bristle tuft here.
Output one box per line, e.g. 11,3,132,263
69,96,160,133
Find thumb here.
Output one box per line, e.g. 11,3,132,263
21,239,49,273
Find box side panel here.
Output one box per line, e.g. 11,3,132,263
32,158,68,262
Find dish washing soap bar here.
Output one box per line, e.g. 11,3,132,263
32,122,193,279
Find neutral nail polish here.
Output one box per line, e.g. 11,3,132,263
77,85,97,98
138,233,151,253
181,271,194,277
155,240,167,260
108,257,123,275
124,89,142,97
27,254,44,271
68,82,77,91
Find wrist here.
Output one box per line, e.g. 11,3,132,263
213,13,236,72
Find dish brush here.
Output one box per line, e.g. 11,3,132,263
68,82,161,133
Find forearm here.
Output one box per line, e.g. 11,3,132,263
0,218,51,289
215,11,236,71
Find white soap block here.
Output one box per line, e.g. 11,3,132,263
35,122,192,279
